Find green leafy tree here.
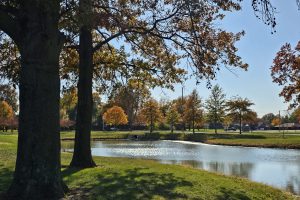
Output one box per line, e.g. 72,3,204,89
184,90,203,134
261,113,276,126
205,85,226,134
142,99,162,133
226,97,255,134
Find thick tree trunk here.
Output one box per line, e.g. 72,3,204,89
70,24,96,168
7,2,66,199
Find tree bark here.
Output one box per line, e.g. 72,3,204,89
6,2,66,199
70,2,96,167
239,112,242,134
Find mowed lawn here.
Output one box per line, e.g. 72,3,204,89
203,131,300,149
0,133,299,199
60,129,300,149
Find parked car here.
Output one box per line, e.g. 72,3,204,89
224,127,236,131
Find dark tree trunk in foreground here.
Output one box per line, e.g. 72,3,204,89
70,0,96,167
2,2,66,199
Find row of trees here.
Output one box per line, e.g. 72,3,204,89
100,85,256,135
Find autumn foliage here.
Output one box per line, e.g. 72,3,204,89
0,100,14,127
271,41,300,108
103,106,128,126
271,118,281,127
141,99,162,133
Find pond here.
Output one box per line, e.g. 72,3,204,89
62,140,300,195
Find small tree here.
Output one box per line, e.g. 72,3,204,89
223,115,233,131
261,113,276,127
0,84,18,112
103,106,128,128
243,111,258,132
271,117,281,127
0,100,14,131
142,99,162,133
184,90,203,134
60,87,78,121
205,85,226,134
166,105,180,133
226,97,254,134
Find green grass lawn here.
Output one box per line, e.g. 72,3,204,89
204,131,300,149
0,134,299,199
59,129,300,149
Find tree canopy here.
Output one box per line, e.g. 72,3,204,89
205,85,226,134
271,41,300,108
142,98,162,133
226,97,254,134
103,105,128,126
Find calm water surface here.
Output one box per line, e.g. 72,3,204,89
62,140,300,195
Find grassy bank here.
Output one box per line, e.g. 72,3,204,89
60,130,300,149
0,134,298,199
203,131,300,149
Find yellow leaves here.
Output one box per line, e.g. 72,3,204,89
0,100,14,120
103,106,128,126
271,118,281,126
141,99,162,125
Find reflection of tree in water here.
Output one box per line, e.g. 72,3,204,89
205,162,254,178
286,167,300,195
180,160,204,168
228,162,254,178
209,162,225,174
179,143,200,151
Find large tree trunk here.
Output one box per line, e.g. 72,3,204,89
6,2,66,199
70,0,95,167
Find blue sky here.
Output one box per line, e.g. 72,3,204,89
152,1,300,117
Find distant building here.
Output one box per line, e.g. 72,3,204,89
274,123,300,130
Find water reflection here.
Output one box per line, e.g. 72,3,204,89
61,140,300,195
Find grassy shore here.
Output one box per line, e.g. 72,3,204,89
60,130,300,149
0,134,298,199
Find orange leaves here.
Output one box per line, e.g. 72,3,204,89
0,100,14,126
271,118,281,126
103,105,128,126
271,41,300,108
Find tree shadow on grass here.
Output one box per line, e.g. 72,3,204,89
216,187,251,200
64,167,193,200
0,166,13,199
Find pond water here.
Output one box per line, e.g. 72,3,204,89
62,140,300,195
